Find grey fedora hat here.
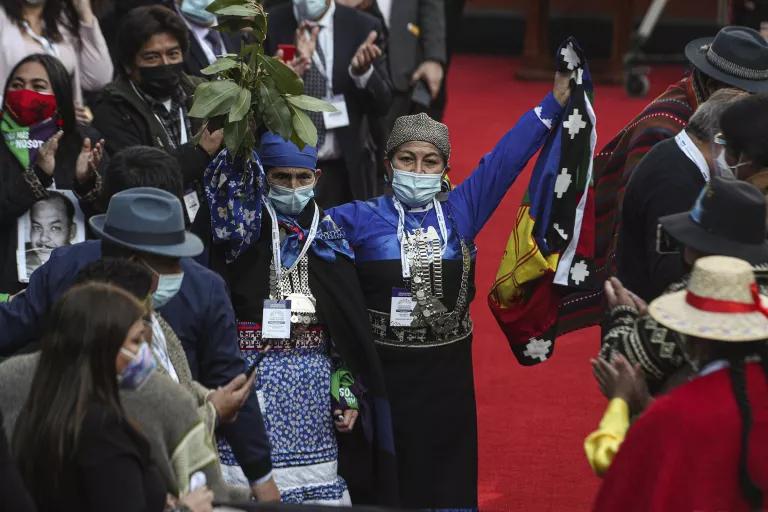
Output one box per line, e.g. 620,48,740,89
685,26,768,93
89,187,203,258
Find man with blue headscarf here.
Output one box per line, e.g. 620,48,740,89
206,132,397,506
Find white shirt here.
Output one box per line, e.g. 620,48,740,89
376,0,393,27
675,130,711,183
301,1,374,160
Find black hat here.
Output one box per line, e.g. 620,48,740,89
685,26,768,93
660,177,768,264
89,187,203,258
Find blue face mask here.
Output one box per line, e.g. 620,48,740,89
181,0,216,26
268,183,315,215
118,342,156,390
391,168,443,208
292,0,329,21
152,272,184,308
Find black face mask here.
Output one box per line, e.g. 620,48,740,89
137,63,183,99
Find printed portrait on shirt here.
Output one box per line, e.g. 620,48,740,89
16,189,85,282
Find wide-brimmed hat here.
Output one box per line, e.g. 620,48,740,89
685,26,768,93
659,176,768,264
89,187,203,258
649,256,768,342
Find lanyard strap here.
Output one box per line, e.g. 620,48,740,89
22,21,59,57
394,197,449,279
129,81,188,147
263,199,320,281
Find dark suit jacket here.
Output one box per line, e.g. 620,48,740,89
387,0,446,92
265,4,393,200
184,30,247,78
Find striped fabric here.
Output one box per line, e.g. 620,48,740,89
563,76,699,335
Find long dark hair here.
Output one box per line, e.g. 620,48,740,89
13,283,145,496
3,53,77,137
705,340,768,508
0,0,80,44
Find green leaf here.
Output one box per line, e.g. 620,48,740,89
206,0,241,13
200,57,239,76
289,104,318,148
189,80,240,118
214,16,252,34
224,115,249,156
258,84,293,139
286,94,337,113
258,54,303,96
214,5,259,16
229,87,252,123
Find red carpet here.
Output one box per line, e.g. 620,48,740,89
442,55,684,511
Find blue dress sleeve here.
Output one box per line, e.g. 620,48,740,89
450,92,563,239
326,201,365,247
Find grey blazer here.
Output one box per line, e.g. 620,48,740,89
387,0,447,92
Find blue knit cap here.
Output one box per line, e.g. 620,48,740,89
259,132,318,170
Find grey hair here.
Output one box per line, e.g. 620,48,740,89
686,88,748,142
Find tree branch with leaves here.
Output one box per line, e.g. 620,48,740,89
188,0,335,160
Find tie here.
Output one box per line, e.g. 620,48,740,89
205,30,224,60
302,36,327,150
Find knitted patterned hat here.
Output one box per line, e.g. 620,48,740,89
386,112,451,162
649,256,768,342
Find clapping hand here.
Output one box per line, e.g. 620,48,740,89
604,277,648,315
75,137,105,184
36,130,64,177
591,354,652,415
207,370,257,424
351,31,381,76
290,21,320,76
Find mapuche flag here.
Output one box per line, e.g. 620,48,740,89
488,38,598,365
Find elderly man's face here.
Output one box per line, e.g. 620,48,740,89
389,141,446,175
267,167,318,189
29,199,75,250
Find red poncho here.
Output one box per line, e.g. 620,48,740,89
594,363,768,512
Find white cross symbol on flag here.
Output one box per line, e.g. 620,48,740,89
570,260,590,285
555,168,572,199
560,43,580,70
563,109,587,140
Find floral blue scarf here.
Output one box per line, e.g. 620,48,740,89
204,148,353,264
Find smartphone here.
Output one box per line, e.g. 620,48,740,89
246,352,267,378
189,471,207,492
411,80,432,108
278,44,297,63
655,224,680,255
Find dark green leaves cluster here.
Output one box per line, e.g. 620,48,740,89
188,0,335,158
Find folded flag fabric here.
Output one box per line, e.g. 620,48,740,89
488,37,598,365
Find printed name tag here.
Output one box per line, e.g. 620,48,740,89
183,189,200,223
390,288,416,327
262,300,292,339
323,94,350,129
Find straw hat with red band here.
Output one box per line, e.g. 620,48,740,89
649,256,768,342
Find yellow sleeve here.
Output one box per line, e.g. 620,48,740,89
584,398,630,477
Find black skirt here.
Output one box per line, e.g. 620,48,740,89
357,258,478,509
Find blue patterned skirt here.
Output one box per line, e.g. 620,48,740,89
218,325,349,505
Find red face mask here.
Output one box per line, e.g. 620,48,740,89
4,89,57,127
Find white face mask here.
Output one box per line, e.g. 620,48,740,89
268,183,315,215
716,147,751,179
391,168,443,208
292,0,329,21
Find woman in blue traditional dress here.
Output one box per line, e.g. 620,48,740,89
206,133,397,506
325,71,572,510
